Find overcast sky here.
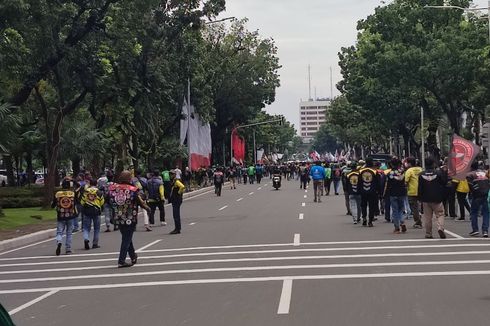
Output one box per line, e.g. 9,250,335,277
219,0,488,133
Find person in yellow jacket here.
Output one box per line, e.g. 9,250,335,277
169,170,186,234
404,157,423,228
81,179,105,250
453,178,471,221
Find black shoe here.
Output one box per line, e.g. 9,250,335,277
131,254,138,265
438,230,447,239
105,228,111,233
56,243,62,256
169,229,181,235
484,232,489,238
469,231,480,237
65,250,72,255
118,262,133,268
356,218,361,223
457,217,465,221
362,220,367,227
92,244,100,249
401,224,407,233
368,222,373,227
84,240,90,250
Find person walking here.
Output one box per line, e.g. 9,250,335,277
247,165,256,184
324,163,332,195
346,163,361,224
97,173,114,232
229,166,237,189
108,171,150,268
310,161,326,203
81,179,105,250
214,167,224,196
418,158,447,239
404,157,423,228
182,167,192,192
385,158,407,234
52,178,77,255
467,161,490,238
454,178,471,221
132,169,152,232
169,170,186,234
147,170,166,227
332,164,342,195
358,157,380,227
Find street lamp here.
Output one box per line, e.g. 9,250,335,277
425,2,490,42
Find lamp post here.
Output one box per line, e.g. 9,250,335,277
425,1,490,42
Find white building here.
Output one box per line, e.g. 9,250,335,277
299,99,331,143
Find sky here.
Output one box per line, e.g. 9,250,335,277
219,0,488,134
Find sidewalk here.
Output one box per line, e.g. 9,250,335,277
0,184,219,252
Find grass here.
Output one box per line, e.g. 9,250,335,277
0,207,56,230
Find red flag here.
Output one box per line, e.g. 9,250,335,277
448,134,480,180
232,129,245,164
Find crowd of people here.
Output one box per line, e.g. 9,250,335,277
51,156,490,267
296,156,490,239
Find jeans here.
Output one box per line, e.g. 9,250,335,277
118,224,136,265
408,196,421,225
73,205,83,230
172,201,182,231
313,180,323,201
56,219,74,250
215,183,223,196
349,194,362,222
470,196,489,233
390,196,406,230
333,180,340,194
148,201,165,224
384,197,391,222
82,215,101,245
103,204,113,228
324,179,332,195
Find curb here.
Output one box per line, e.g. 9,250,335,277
0,183,222,253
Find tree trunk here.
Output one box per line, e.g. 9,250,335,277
43,113,64,208
4,154,15,187
427,119,441,162
26,151,34,185
72,156,81,178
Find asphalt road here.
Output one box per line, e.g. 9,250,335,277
1,177,490,326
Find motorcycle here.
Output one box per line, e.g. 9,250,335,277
272,175,281,190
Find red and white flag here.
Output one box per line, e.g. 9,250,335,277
448,134,480,180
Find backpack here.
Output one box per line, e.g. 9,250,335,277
81,187,103,217
334,169,341,178
108,184,139,225
161,171,171,182
147,178,162,201
55,190,76,219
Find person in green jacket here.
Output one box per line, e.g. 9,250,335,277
161,169,172,201
324,163,332,195
247,165,256,184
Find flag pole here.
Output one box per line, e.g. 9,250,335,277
187,78,191,170
421,106,426,170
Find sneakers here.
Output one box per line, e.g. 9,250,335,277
131,254,138,265
65,250,72,255
425,233,433,239
401,224,407,233
105,228,111,233
469,231,480,237
118,262,133,268
356,218,361,223
84,240,90,250
393,229,401,234
438,230,447,239
56,243,62,256
161,222,167,226
413,223,422,229
457,217,465,221
169,229,181,234
362,220,367,227
368,222,374,228
483,232,489,238
92,244,100,249
353,221,358,225
145,226,153,232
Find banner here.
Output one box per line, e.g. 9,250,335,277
232,129,245,165
186,105,212,171
448,134,480,180
257,149,265,163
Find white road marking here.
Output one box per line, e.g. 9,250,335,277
136,240,162,253
0,239,485,263
0,237,54,257
8,260,490,284
264,184,268,187
5,244,490,268
5,270,490,295
258,187,262,190
299,214,304,220
189,223,196,226
305,190,307,193
219,206,228,211
8,290,58,315
304,195,307,198
236,198,243,202
249,192,254,195
277,279,293,315
445,229,464,239
293,234,301,246
302,203,306,207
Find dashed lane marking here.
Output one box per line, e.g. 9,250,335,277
237,198,244,202
299,214,304,220
277,279,293,315
302,203,306,207
293,234,301,246
249,192,254,195
189,223,196,226
219,206,228,211
136,240,162,253
304,195,307,198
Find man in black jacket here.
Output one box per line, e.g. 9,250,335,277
418,158,447,239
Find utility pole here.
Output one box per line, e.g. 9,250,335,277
308,65,312,101
421,106,426,170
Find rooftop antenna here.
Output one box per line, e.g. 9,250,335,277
314,87,317,101
330,66,334,100
308,64,312,101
